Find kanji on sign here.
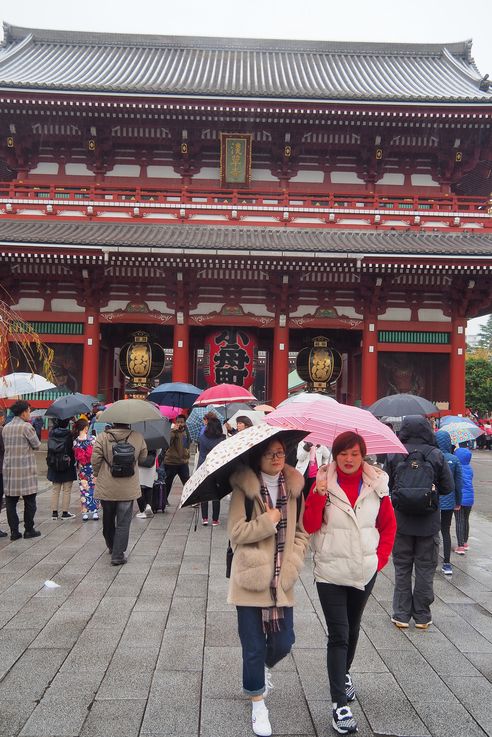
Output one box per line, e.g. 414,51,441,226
203,328,257,388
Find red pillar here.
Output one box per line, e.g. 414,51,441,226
0,330,9,377
361,317,378,407
271,323,289,407
82,309,100,396
449,317,466,414
172,323,190,383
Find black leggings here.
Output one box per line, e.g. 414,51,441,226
137,486,152,513
316,574,376,706
455,506,472,547
440,510,454,563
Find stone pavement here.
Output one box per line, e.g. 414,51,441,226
1,452,492,737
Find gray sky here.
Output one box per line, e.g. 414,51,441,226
1,0,490,333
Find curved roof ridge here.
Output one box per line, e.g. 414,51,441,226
1,22,476,59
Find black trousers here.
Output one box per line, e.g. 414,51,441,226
164,463,190,503
5,494,37,534
440,509,454,563
316,574,376,706
455,506,472,546
137,485,152,513
201,500,220,522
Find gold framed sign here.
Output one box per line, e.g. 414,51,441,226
220,133,252,187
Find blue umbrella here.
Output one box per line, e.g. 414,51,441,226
440,415,476,427
148,382,202,409
187,405,226,442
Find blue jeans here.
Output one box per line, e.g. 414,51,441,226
236,606,295,696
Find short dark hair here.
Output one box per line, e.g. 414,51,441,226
332,431,367,460
53,418,70,429
176,414,187,421
249,437,287,474
204,411,217,422
236,415,253,428
10,400,30,416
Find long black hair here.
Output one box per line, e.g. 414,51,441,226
204,416,225,439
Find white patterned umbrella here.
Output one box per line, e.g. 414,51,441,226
0,372,56,398
180,423,308,507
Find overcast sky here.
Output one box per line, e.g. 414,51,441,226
1,0,490,333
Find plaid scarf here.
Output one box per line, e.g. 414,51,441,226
260,472,288,632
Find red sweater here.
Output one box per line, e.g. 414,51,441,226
303,466,396,572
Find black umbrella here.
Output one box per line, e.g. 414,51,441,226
45,393,98,420
147,382,202,409
131,418,171,451
368,393,438,418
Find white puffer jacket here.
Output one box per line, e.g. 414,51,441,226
311,461,389,590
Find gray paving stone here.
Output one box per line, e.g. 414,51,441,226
411,699,488,737
96,646,159,699
442,676,492,733
140,671,201,736
174,573,208,598
80,699,147,737
356,672,430,736
0,699,37,737
19,698,89,737
0,648,69,700
157,631,205,672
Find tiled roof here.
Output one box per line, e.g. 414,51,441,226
1,220,492,258
1,24,491,103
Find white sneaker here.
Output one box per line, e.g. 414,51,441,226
82,513,89,521
263,666,274,697
144,505,154,518
92,512,99,521
252,703,272,737
136,511,148,519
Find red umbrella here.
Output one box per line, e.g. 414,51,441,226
194,384,257,407
266,394,407,455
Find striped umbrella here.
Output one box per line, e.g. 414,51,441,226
266,394,407,455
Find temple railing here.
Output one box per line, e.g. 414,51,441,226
0,182,490,229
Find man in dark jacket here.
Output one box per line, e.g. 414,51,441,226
162,415,191,507
47,418,77,520
385,416,454,629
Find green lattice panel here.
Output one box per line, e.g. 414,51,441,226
378,331,450,345
10,322,84,335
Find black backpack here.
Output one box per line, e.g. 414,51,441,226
392,448,439,515
109,433,136,478
226,495,302,578
46,433,71,473
138,449,157,469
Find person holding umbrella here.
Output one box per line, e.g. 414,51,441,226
303,431,396,735
227,435,309,737
198,415,226,525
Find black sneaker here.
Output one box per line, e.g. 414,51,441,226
10,531,22,541
24,530,41,539
52,511,59,520
61,512,75,519
0,529,8,538
111,557,127,566
345,673,356,702
332,705,358,734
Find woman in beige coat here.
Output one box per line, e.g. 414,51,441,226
227,436,309,737
92,424,147,566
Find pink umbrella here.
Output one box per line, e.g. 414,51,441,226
266,394,407,455
159,405,184,420
255,404,275,413
194,384,257,407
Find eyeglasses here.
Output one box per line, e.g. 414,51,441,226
263,451,286,460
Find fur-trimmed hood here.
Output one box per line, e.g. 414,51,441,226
229,463,304,501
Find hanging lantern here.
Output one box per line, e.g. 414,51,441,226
203,328,257,388
119,331,165,390
296,336,342,393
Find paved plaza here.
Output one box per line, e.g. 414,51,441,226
1,451,492,737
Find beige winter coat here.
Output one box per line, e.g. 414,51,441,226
92,428,147,501
227,464,309,608
311,461,389,590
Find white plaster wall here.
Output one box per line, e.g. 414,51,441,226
289,305,317,317
51,299,84,312
101,301,133,312
192,167,220,180
251,168,280,182
30,162,59,175
65,163,94,176
378,173,405,185
330,171,365,184
337,306,363,319
379,308,412,321
411,174,439,187
418,309,450,322
189,303,224,315
289,170,324,183
147,166,181,178
106,164,141,177
9,298,44,310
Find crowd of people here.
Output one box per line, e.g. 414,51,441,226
0,399,480,736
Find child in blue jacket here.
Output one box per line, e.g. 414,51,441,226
454,447,474,554
435,430,463,575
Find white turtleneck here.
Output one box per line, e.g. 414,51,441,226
261,471,281,507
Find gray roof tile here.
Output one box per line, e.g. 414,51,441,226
1,220,492,258
1,25,491,103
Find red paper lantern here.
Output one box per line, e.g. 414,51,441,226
203,328,257,388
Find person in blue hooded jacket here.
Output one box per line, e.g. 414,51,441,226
454,447,474,554
435,430,463,576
